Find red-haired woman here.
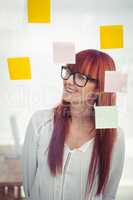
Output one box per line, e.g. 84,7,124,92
21,49,125,200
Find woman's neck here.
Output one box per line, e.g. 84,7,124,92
68,104,95,136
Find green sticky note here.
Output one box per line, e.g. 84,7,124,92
95,106,118,129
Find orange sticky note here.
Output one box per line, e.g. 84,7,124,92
8,57,31,80
28,0,50,23
100,25,123,49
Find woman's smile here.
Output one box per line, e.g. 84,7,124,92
64,87,77,94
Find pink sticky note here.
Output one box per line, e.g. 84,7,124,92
104,71,128,93
53,42,75,64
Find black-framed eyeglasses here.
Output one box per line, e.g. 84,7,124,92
61,66,98,87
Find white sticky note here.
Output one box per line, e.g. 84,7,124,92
53,42,75,64
104,71,128,93
95,106,118,129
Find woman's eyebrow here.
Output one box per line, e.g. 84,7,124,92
67,66,80,73
67,66,73,73
67,66,71,70
67,67,89,76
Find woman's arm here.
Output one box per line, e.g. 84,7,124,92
21,108,53,199
21,111,40,200
102,128,125,200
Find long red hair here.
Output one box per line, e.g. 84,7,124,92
47,49,117,197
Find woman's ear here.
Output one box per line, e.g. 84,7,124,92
93,89,99,104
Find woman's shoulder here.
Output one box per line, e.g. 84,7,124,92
30,108,54,133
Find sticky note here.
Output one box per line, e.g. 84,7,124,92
53,42,75,64
95,106,118,129
28,0,50,23
100,25,123,49
8,57,31,80
104,71,128,93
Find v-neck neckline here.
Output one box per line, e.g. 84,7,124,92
64,137,95,153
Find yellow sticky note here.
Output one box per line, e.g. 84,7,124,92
100,25,123,49
28,0,50,23
8,57,31,80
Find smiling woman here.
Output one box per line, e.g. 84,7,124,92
61,65,98,109
21,49,125,200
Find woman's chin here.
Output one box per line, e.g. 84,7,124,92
62,96,71,103
62,92,72,101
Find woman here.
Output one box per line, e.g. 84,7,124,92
21,49,125,200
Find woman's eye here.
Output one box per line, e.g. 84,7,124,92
78,74,86,80
65,67,70,73
66,70,70,75
80,77,85,80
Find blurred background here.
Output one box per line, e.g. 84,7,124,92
0,0,133,199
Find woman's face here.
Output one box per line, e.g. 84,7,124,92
62,70,97,108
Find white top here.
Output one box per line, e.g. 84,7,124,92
21,108,125,200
